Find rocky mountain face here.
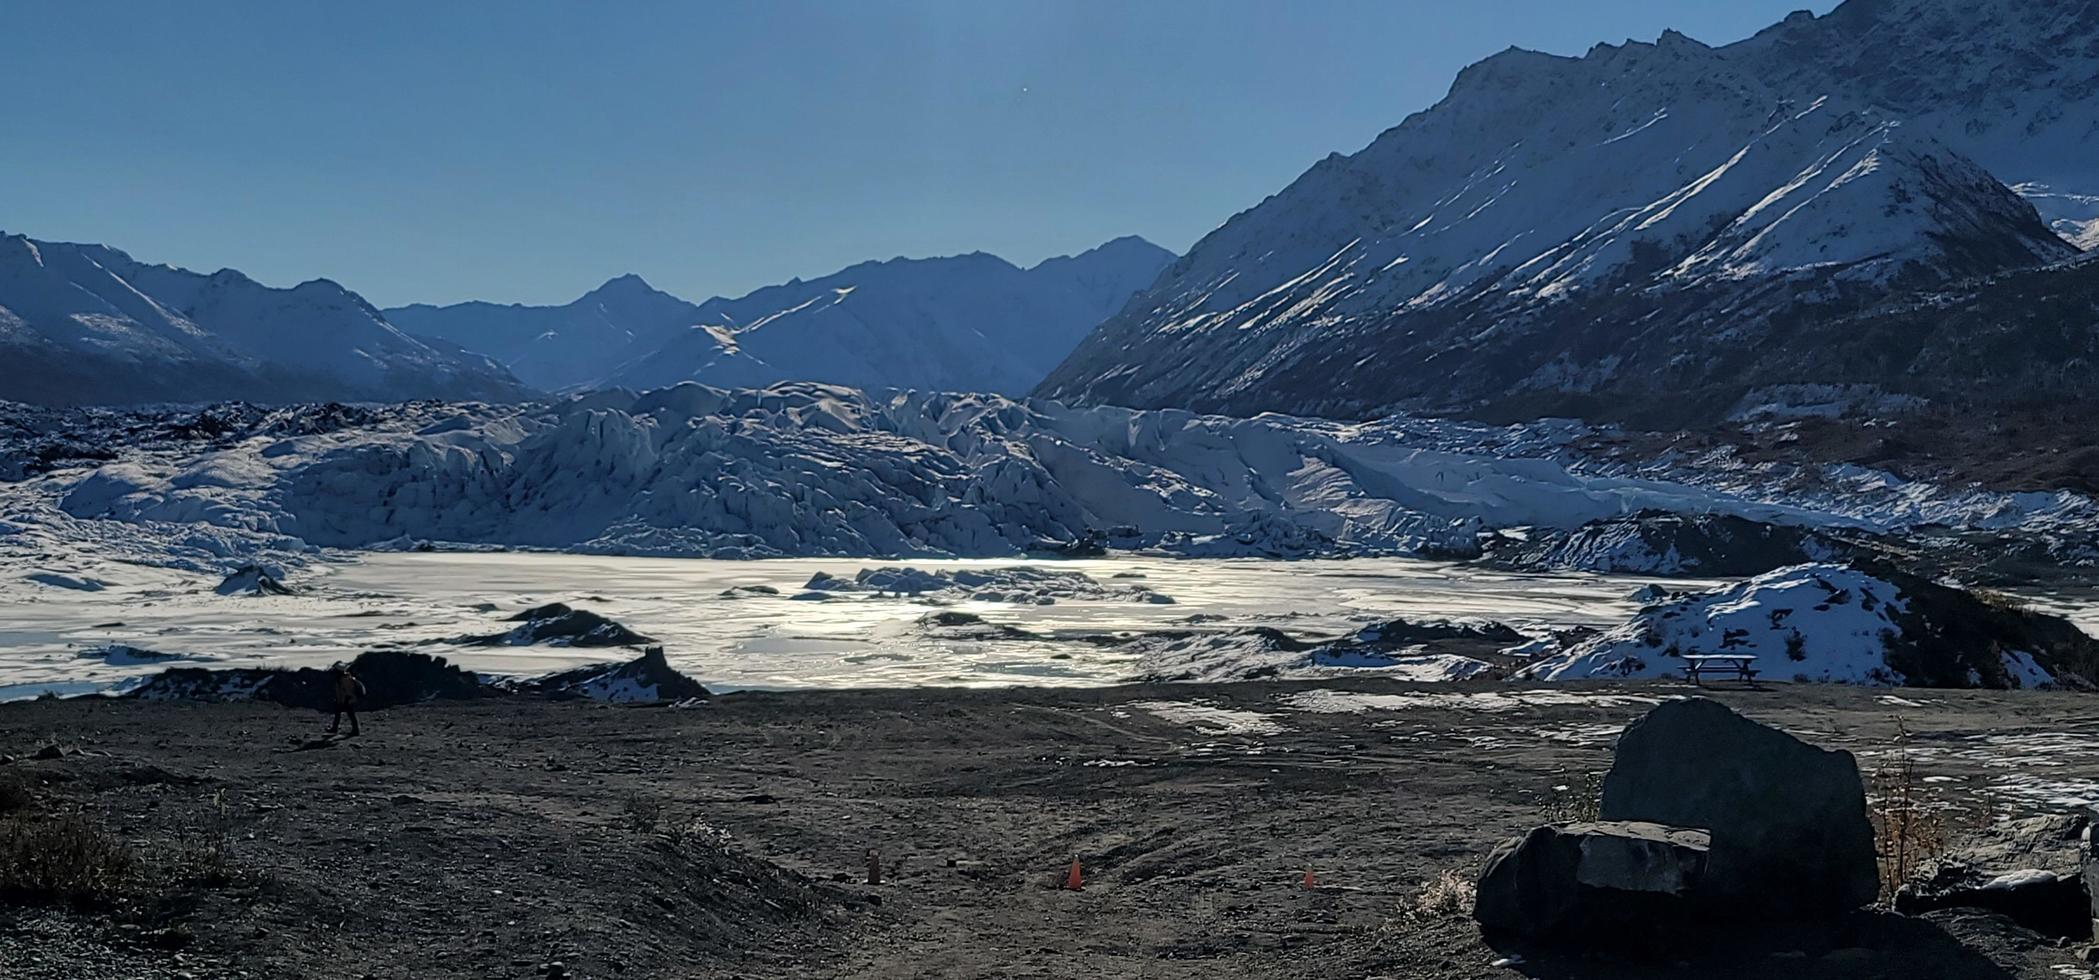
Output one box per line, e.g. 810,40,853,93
0,234,528,407
392,236,1174,395
1038,0,2097,425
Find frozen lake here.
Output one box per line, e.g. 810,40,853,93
9,551,2099,700
4,552,1729,699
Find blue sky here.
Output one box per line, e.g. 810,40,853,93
1,1,1836,307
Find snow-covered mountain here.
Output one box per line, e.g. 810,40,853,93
1730,0,2099,248
390,236,1173,395
1038,0,2090,423
0,233,527,407
385,274,707,391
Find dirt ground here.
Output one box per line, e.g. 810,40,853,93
2,680,2096,979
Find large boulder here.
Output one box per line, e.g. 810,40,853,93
1475,821,1711,941
1897,812,2093,938
1598,697,1879,915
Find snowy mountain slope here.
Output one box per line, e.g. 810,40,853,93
1727,0,2099,249
384,274,707,391
604,237,1173,395
1037,3,2080,423
390,237,1172,395
29,383,2096,567
0,233,527,407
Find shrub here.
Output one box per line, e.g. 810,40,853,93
1867,716,1986,899
0,810,137,905
0,772,32,814
622,792,665,834
1407,867,1477,921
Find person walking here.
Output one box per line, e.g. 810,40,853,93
327,662,366,736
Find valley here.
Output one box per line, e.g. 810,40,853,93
6,0,2099,977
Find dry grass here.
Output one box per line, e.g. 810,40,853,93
165,789,237,887
0,788,248,909
0,810,139,905
1539,770,1603,824
1408,867,1477,921
1366,865,1479,949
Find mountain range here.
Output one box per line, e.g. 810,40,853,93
387,236,1172,394
0,233,1170,407
8,0,2094,425
1039,0,2099,425
0,234,525,407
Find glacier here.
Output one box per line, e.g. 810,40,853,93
16,383,2099,577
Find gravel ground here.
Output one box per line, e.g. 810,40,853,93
1,680,2095,979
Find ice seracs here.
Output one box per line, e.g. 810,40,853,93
15,384,2099,572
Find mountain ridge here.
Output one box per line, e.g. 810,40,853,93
0,233,527,407
392,236,1174,395
1036,0,2093,424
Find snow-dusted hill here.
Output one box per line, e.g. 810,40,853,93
389,237,1173,395
0,233,527,407
1038,0,2088,423
1516,563,2097,688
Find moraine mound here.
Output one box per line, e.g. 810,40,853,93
522,646,710,704
127,648,709,707
131,650,490,708
75,643,215,667
216,563,297,596
1517,563,2099,687
1480,511,1860,577
911,611,1041,642
799,566,1173,605
446,603,656,648
1134,625,1499,683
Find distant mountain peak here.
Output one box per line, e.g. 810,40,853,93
586,272,657,295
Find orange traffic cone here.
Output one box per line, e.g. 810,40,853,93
1063,858,1084,891
1301,870,1319,890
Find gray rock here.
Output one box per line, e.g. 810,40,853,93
1474,821,1710,941
2086,811,2097,941
1598,697,1879,915
1897,812,2093,938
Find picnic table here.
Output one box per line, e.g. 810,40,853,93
1680,654,1759,686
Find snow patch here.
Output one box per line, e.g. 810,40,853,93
1127,700,1284,736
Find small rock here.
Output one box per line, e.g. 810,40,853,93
32,744,63,760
